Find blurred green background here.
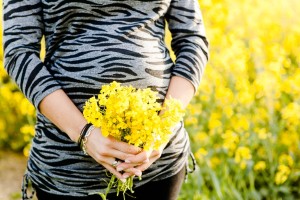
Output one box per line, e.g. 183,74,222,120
1,0,300,199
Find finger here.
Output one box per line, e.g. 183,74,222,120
122,167,142,177
86,134,137,162
115,162,135,171
134,151,162,172
122,172,134,179
102,162,126,182
101,156,127,169
108,136,142,154
135,162,152,172
124,151,151,164
123,172,142,179
98,148,136,162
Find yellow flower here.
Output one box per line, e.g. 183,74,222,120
279,131,300,153
209,156,221,169
184,116,198,126
0,120,5,134
195,148,208,164
20,125,35,137
275,164,291,185
232,115,250,132
223,106,233,118
281,103,300,126
84,83,183,151
20,98,35,116
255,128,270,140
208,112,222,131
279,154,294,168
222,130,239,156
254,161,267,171
235,146,252,169
194,131,208,143
83,81,184,198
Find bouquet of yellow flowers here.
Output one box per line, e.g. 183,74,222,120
83,81,184,199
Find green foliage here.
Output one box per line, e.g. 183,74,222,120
179,0,300,199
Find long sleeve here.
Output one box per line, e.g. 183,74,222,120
165,0,209,92
3,0,62,109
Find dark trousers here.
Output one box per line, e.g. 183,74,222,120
35,166,186,200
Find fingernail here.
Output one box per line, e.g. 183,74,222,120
117,167,123,172
143,159,149,163
125,159,131,163
135,171,142,177
120,178,126,183
123,174,129,179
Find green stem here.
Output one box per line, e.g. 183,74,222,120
99,175,137,200
99,175,116,200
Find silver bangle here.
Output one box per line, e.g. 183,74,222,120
82,125,96,155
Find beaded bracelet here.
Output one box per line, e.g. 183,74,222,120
82,125,96,155
77,123,93,148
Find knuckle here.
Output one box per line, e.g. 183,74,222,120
95,154,104,162
156,152,162,158
127,146,135,154
98,149,108,157
153,150,161,157
100,151,108,157
155,154,161,159
105,139,113,148
140,165,148,171
127,146,139,154
142,153,149,160
119,153,128,161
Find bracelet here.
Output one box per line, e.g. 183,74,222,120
77,123,93,148
82,125,96,155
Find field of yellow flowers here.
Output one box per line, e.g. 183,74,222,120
1,0,299,199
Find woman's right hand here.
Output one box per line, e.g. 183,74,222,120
85,127,143,181
37,89,144,180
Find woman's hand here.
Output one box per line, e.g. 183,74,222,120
115,144,166,179
85,127,144,181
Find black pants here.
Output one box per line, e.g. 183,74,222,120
35,167,186,200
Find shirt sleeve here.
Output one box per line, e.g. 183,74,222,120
3,0,62,109
165,0,209,92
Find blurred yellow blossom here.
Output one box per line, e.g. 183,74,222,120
194,131,208,143
222,130,239,156
195,148,208,164
255,128,271,140
281,102,300,126
235,147,252,169
279,154,294,168
254,161,267,171
279,131,300,153
223,106,234,118
20,125,35,137
208,112,222,131
275,165,291,185
209,156,221,169
185,116,198,126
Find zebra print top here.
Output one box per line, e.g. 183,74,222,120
3,0,208,197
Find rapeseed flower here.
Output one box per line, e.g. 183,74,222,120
235,146,252,169
254,161,267,171
83,81,184,199
275,164,291,185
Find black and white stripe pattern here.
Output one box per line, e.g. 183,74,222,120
4,0,208,197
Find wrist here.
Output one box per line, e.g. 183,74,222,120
68,121,89,143
81,124,96,155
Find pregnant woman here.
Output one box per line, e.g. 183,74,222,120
3,0,209,199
